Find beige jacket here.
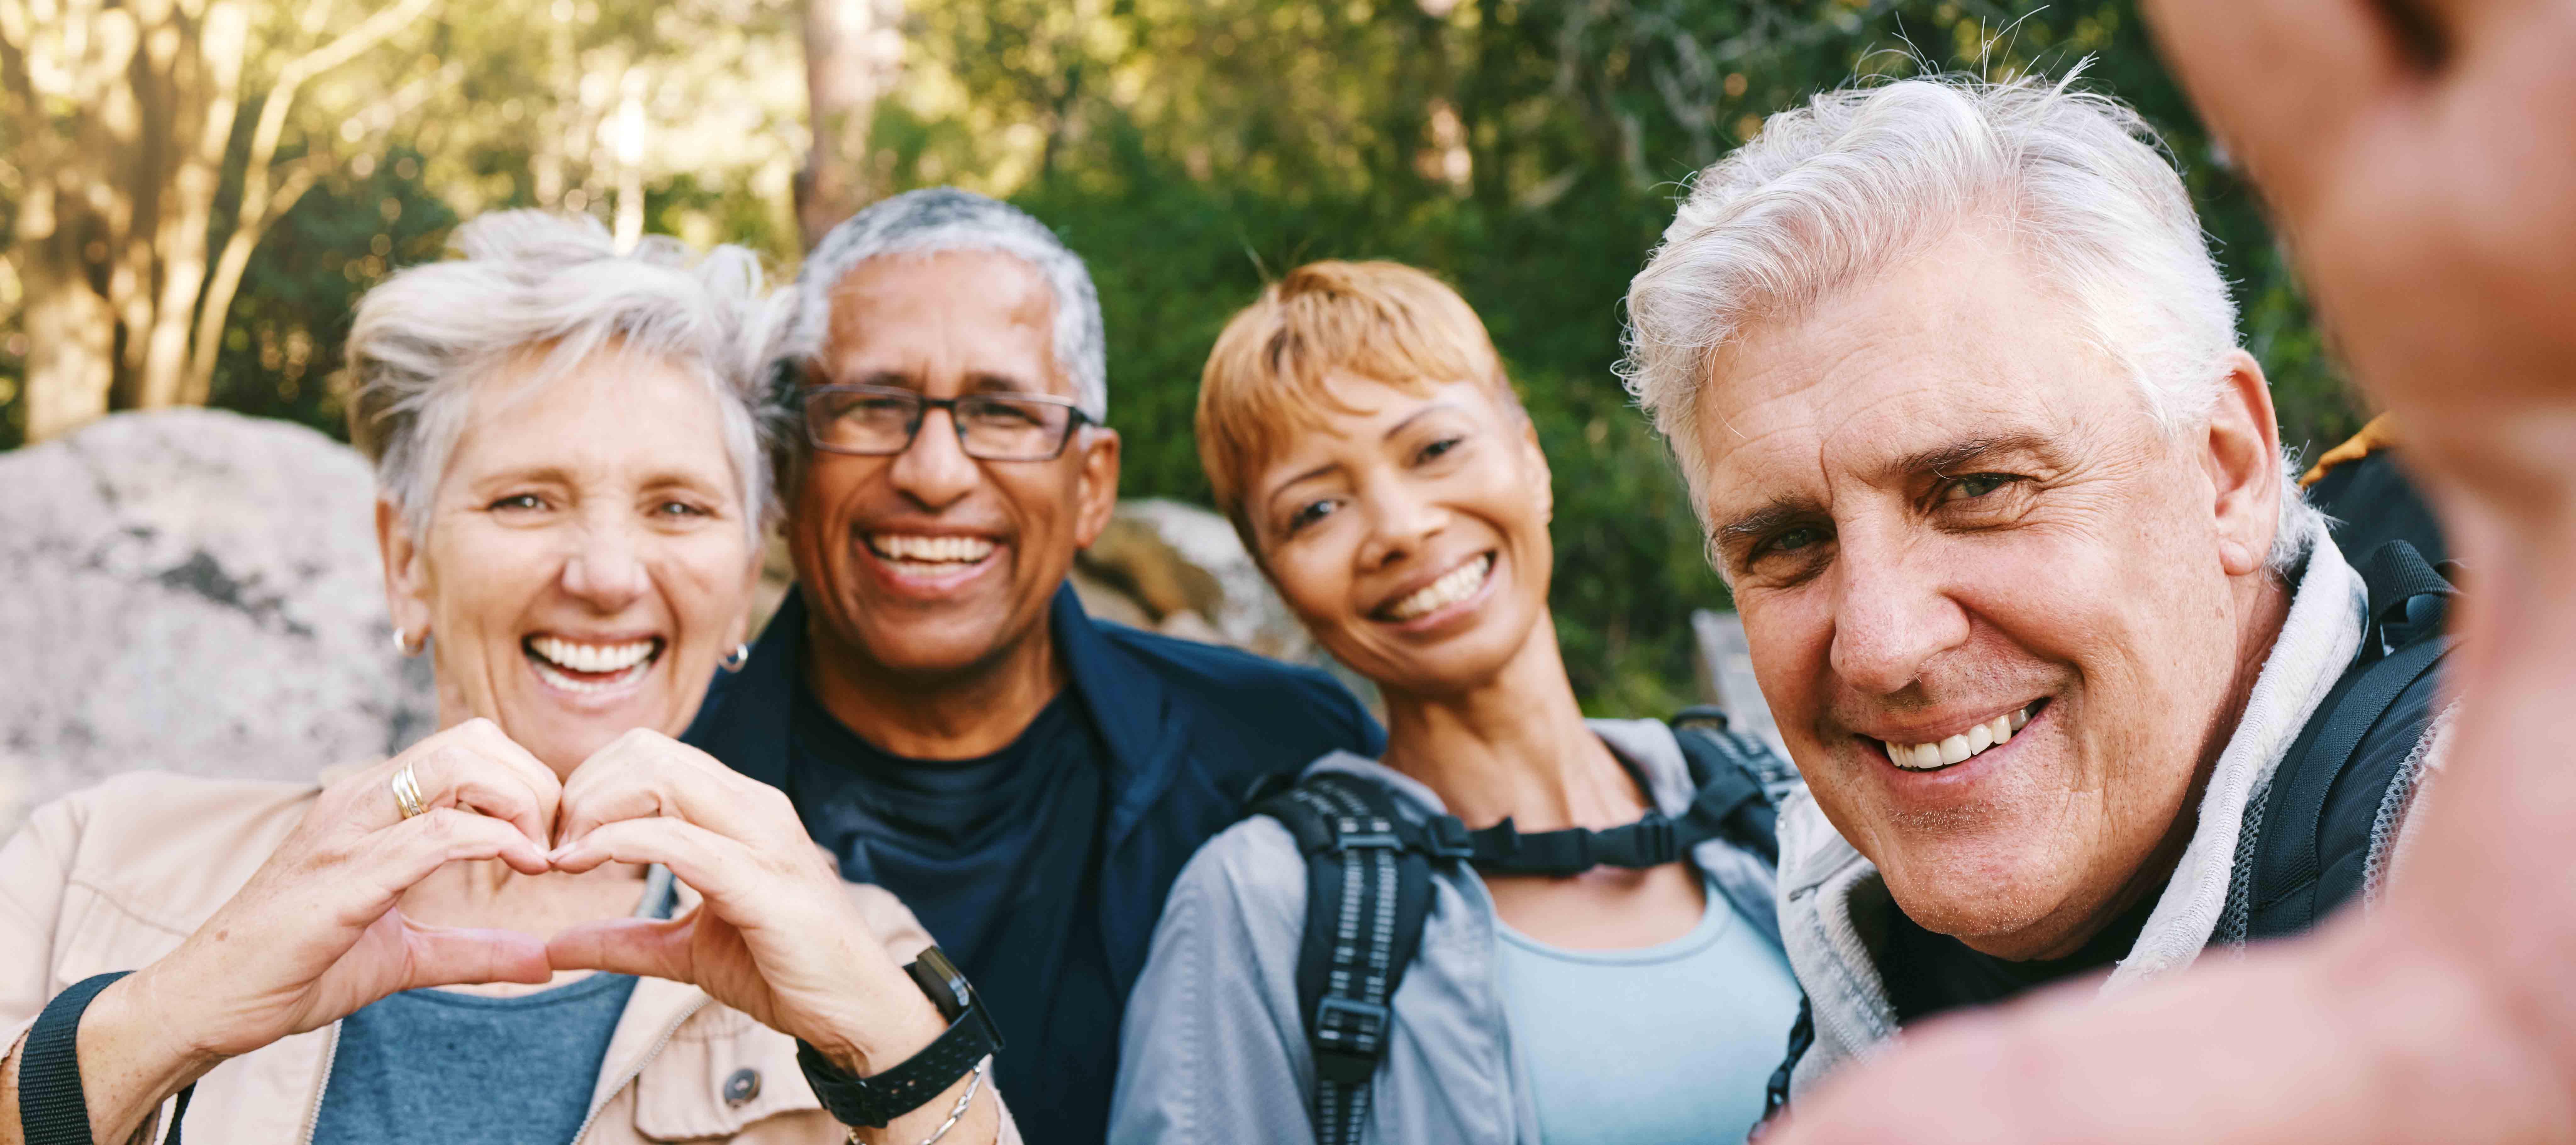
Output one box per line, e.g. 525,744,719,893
0,771,1019,1145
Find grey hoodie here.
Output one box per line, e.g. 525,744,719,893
1107,718,1786,1144
1778,523,2453,1097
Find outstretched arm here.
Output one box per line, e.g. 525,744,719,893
1769,0,2576,1139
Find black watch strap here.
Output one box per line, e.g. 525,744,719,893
20,971,196,1145
797,948,1003,1128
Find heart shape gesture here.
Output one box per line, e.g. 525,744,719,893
75,719,980,1144
543,728,948,1073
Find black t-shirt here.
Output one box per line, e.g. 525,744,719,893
787,682,1119,1145
1879,883,2167,1024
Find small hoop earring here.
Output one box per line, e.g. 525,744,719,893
391,627,424,657
719,643,751,672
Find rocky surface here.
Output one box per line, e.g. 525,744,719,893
0,409,434,836
0,416,1352,838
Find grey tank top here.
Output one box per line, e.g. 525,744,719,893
310,870,675,1145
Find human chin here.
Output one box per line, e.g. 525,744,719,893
1347,548,1528,688
842,590,1026,675
1845,745,2096,945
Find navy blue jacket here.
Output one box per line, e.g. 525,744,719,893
683,581,1381,1137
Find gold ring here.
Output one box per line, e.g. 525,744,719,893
390,763,427,821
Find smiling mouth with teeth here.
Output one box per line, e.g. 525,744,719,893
1881,700,2048,771
1379,553,1496,622
524,635,663,695
865,533,998,577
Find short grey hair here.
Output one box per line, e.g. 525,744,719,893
773,187,1107,430
1622,73,2321,572
344,211,777,545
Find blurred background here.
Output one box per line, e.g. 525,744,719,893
0,0,2367,822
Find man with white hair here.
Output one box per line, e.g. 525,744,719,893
684,188,1380,1144
1619,76,2455,1101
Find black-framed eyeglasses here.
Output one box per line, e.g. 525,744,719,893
800,384,1091,461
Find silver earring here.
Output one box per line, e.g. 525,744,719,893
391,627,424,657
719,643,751,672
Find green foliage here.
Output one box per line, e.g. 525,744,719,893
1,0,2364,716
920,0,2364,714
205,148,461,434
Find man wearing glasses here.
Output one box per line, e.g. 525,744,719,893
685,188,1380,1145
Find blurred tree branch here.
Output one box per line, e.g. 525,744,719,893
1,0,434,441
183,0,439,404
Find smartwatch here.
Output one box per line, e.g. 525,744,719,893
797,946,1005,1128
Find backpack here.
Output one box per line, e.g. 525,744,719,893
1245,716,1791,1145
2235,538,2456,940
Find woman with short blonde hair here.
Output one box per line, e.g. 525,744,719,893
1111,260,1801,1145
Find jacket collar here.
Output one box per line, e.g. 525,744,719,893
691,580,1186,849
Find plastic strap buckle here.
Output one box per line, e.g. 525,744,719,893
1628,813,1679,866
1425,815,1475,860
1311,996,1393,1084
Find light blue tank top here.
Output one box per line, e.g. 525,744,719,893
1495,877,1802,1145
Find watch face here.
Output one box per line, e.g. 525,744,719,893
908,945,972,1016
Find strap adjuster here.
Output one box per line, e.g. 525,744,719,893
1311,996,1392,1084
1425,816,1474,859
1629,812,1679,865
1330,817,1404,851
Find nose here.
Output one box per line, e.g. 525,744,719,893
886,407,980,513
560,512,651,613
1354,476,1447,574
1825,529,1970,697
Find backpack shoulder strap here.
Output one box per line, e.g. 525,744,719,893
1670,711,1793,868
1249,770,1457,1145
2246,540,2455,940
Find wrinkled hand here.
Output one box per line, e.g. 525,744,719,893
123,718,560,1063
544,729,946,1073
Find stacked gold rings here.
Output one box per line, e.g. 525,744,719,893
390,763,428,821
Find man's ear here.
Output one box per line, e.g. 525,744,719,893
1519,415,1556,525
1071,426,1124,549
376,498,435,642
2204,349,2285,577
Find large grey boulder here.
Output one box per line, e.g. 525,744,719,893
0,409,434,836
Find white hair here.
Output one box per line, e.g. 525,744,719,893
1621,73,2322,572
773,187,1107,435
344,211,777,546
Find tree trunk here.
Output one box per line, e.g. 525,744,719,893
137,2,248,410
21,248,118,444
797,0,904,250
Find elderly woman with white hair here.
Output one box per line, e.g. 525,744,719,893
0,214,1014,1145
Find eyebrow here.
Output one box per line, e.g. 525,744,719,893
1718,499,1826,541
1713,431,2062,542
1384,401,1457,440
1894,432,2059,482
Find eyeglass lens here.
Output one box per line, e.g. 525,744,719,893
806,388,1076,460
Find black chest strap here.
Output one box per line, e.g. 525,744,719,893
1249,727,1792,1144
1462,743,1774,875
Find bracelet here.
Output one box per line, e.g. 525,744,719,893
19,971,197,1145
845,1058,984,1145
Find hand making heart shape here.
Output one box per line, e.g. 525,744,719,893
99,717,950,1105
